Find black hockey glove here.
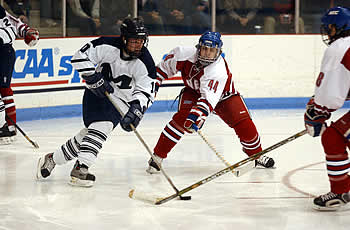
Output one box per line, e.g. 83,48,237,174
84,72,114,98
120,100,144,132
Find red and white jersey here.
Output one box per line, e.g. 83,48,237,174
0,7,28,44
156,46,236,111
314,37,350,112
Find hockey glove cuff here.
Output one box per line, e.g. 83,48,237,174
121,100,144,132
184,106,208,133
304,107,330,137
85,72,114,98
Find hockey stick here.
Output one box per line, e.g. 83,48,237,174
138,129,306,205
105,92,191,201
197,130,256,177
5,114,39,148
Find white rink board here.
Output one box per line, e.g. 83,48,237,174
12,35,325,109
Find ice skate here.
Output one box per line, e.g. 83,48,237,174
69,160,95,187
256,155,275,168
313,191,350,211
8,126,16,142
146,154,163,174
36,153,56,179
0,123,12,145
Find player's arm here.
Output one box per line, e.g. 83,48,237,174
184,74,226,133
120,50,157,132
0,7,17,45
155,47,181,95
71,37,114,97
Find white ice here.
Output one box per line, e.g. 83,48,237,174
1,109,350,230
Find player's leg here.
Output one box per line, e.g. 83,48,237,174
0,44,15,144
147,88,198,173
313,112,350,211
0,87,16,138
215,94,274,168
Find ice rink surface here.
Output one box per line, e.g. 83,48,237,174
1,109,350,230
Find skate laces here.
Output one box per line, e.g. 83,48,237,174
44,154,56,171
257,155,270,165
320,192,338,202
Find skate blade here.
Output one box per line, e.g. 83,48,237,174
68,177,94,187
36,157,45,180
146,167,160,174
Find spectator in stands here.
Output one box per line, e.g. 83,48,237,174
100,0,133,35
217,0,262,34
158,0,192,35
40,0,60,27
67,0,100,36
191,0,211,34
138,0,165,35
263,0,305,34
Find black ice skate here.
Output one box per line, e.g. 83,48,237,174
146,154,163,174
36,153,56,179
69,160,95,187
256,155,275,168
0,123,13,145
313,191,350,211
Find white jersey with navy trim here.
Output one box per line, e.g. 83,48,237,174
71,36,156,112
0,5,27,45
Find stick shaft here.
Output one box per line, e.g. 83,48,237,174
105,93,181,194
5,114,39,148
155,129,307,205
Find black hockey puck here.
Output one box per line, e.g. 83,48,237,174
180,195,192,200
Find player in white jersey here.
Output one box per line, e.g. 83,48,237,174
0,4,38,144
146,31,275,174
36,17,156,187
304,6,350,211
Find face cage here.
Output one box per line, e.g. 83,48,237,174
124,35,149,58
320,24,332,45
196,45,221,66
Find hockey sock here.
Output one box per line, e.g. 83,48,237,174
233,119,262,156
0,88,16,127
154,120,184,158
322,127,350,194
0,95,6,127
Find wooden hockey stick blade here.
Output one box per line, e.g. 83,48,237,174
233,160,257,177
155,129,307,205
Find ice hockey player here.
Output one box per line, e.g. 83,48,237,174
0,4,39,144
146,31,275,174
304,6,350,211
36,17,156,187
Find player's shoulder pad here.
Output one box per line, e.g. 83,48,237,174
91,36,123,49
204,56,227,77
170,46,196,61
0,5,6,18
138,47,156,79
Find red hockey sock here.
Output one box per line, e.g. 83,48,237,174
233,119,262,156
0,88,16,126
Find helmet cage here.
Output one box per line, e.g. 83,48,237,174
196,32,223,66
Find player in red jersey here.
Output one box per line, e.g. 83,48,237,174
304,6,350,211
147,31,275,174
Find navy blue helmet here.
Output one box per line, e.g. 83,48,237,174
321,6,350,45
196,31,223,66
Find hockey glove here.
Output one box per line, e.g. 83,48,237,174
85,72,114,98
121,100,144,132
24,28,39,47
184,106,208,133
304,107,330,137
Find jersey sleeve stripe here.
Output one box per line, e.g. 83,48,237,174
76,67,95,73
341,47,350,71
71,58,89,63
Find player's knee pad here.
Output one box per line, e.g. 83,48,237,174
321,127,347,154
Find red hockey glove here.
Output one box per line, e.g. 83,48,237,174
24,28,39,47
184,106,208,133
304,99,330,137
